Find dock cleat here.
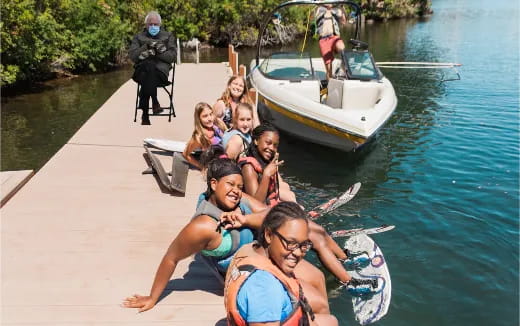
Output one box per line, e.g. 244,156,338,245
345,277,380,297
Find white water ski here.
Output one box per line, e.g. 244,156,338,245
345,234,391,325
330,225,395,238
144,138,186,153
307,182,361,220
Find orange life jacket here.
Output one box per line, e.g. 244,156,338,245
224,243,314,326
238,156,280,207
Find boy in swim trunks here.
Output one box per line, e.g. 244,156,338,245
315,4,347,79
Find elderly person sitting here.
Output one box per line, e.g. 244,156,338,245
129,11,176,125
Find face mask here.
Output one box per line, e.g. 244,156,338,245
148,25,160,36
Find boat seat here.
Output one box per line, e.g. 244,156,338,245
326,78,343,109
342,80,384,110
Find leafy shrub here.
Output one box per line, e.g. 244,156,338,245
1,0,431,86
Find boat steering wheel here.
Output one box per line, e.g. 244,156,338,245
349,39,369,50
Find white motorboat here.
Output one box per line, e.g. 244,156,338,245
249,0,398,152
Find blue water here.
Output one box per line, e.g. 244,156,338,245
278,1,519,325
1,0,518,325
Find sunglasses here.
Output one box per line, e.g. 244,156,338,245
273,230,312,253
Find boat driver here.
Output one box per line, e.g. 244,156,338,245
315,4,347,79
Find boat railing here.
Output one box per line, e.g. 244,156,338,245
376,62,462,83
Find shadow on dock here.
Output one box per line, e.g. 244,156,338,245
158,254,224,304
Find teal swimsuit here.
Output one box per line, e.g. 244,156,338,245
194,194,254,272
201,229,234,257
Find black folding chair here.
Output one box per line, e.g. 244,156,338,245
134,62,176,122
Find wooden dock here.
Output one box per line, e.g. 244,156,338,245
1,63,232,325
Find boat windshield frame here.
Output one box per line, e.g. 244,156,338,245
342,49,383,81
258,51,317,81
255,0,361,67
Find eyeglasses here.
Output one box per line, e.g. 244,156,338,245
273,230,312,253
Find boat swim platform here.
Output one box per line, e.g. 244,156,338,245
1,63,231,325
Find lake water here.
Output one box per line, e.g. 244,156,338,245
1,0,518,325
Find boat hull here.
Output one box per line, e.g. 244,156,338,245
257,94,365,151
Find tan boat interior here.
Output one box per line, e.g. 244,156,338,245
326,78,384,110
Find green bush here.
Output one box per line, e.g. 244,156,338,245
1,1,70,84
65,1,132,72
1,0,431,86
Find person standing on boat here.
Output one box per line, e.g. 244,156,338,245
129,11,176,125
214,75,259,129
315,4,347,79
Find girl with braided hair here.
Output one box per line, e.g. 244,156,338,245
221,102,254,161
238,123,297,206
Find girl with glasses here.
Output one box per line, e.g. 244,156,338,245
225,202,338,326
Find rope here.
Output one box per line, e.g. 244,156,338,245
300,7,314,55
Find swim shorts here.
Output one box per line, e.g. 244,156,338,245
319,35,342,65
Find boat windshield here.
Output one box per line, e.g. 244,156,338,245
259,52,315,80
343,50,382,80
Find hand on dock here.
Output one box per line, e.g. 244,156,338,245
122,294,156,313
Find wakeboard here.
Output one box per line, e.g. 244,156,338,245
344,234,391,325
144,138,186,152
143,145,189,194
307,182,361,220
330,225,395,238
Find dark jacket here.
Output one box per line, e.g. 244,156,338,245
129,29,177,77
